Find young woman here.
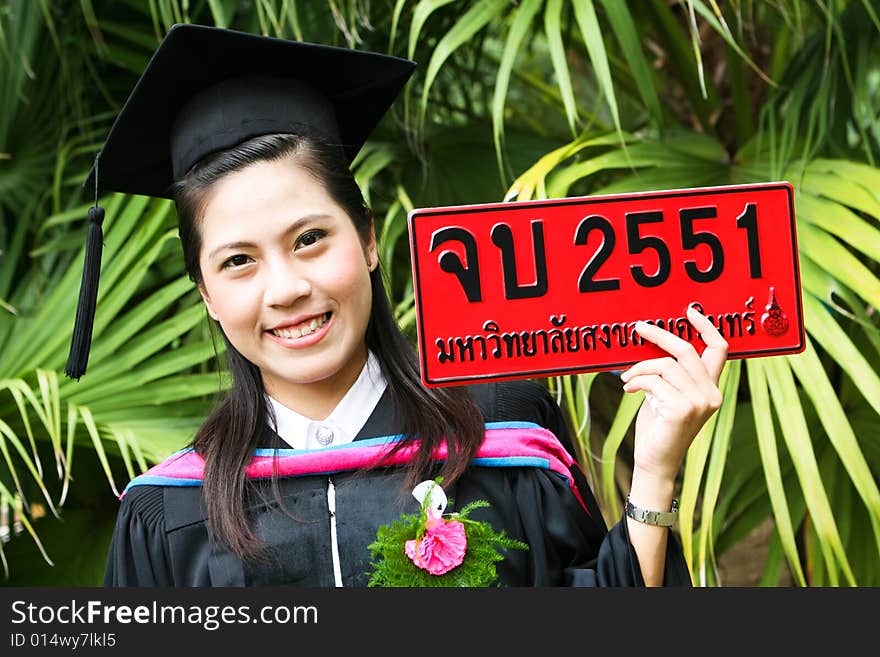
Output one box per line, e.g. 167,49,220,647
80,25,727,587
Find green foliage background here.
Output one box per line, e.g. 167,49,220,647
1,0,878,586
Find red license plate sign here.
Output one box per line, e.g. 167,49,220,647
408,182,805,387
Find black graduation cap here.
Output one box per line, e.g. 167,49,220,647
66,23,416,379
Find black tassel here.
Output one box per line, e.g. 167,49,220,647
65,205,105,380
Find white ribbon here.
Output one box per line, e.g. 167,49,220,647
411,480,447,515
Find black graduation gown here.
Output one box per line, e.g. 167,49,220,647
103,379,691,587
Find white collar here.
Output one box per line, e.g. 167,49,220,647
267,351,387,450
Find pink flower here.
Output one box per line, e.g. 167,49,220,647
405,510,467,575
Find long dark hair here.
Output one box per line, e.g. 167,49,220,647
172,134,484,561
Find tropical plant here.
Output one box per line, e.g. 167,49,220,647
1,0,878,586
0,0,226,582
432,0,880,586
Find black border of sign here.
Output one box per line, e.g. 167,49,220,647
408,182,804,386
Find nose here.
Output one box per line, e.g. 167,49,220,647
263,255,312,307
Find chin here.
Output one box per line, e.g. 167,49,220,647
264,359,348,387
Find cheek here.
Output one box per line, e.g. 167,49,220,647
200,276,260,328
326,247,373,313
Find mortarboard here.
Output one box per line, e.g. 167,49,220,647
66,23,416,380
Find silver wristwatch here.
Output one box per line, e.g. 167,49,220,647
625,496,679,527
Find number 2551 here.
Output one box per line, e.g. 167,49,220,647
578,203,761,292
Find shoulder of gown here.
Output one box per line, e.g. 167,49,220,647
103,485,174,586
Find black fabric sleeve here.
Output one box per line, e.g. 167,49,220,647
103,486,174,586
487,379,692,587
594,511,691,586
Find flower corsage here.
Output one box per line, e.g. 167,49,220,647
367,478,528,587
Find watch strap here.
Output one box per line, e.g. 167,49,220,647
625,496,679,527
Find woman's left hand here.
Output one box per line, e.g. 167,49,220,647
620,305,729,483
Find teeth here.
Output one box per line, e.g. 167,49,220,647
271,313,329,339
273,327,302,339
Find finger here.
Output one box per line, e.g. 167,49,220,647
633,319,705,377
624,373,721,420
623,356,723,413
686,305,729,382
622,373,680,401
620,357,700,396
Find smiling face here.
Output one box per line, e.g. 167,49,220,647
196,156,377,417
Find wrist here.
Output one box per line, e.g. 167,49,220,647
629,466,676,511
632,451,683,484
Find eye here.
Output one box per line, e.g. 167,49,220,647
221,254,252,269
294,229,327,250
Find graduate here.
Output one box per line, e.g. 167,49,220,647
69,24,728,587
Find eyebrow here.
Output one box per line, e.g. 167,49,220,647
207,214,333,260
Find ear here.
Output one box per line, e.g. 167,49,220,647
365,216,379,272
198,283,220,321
